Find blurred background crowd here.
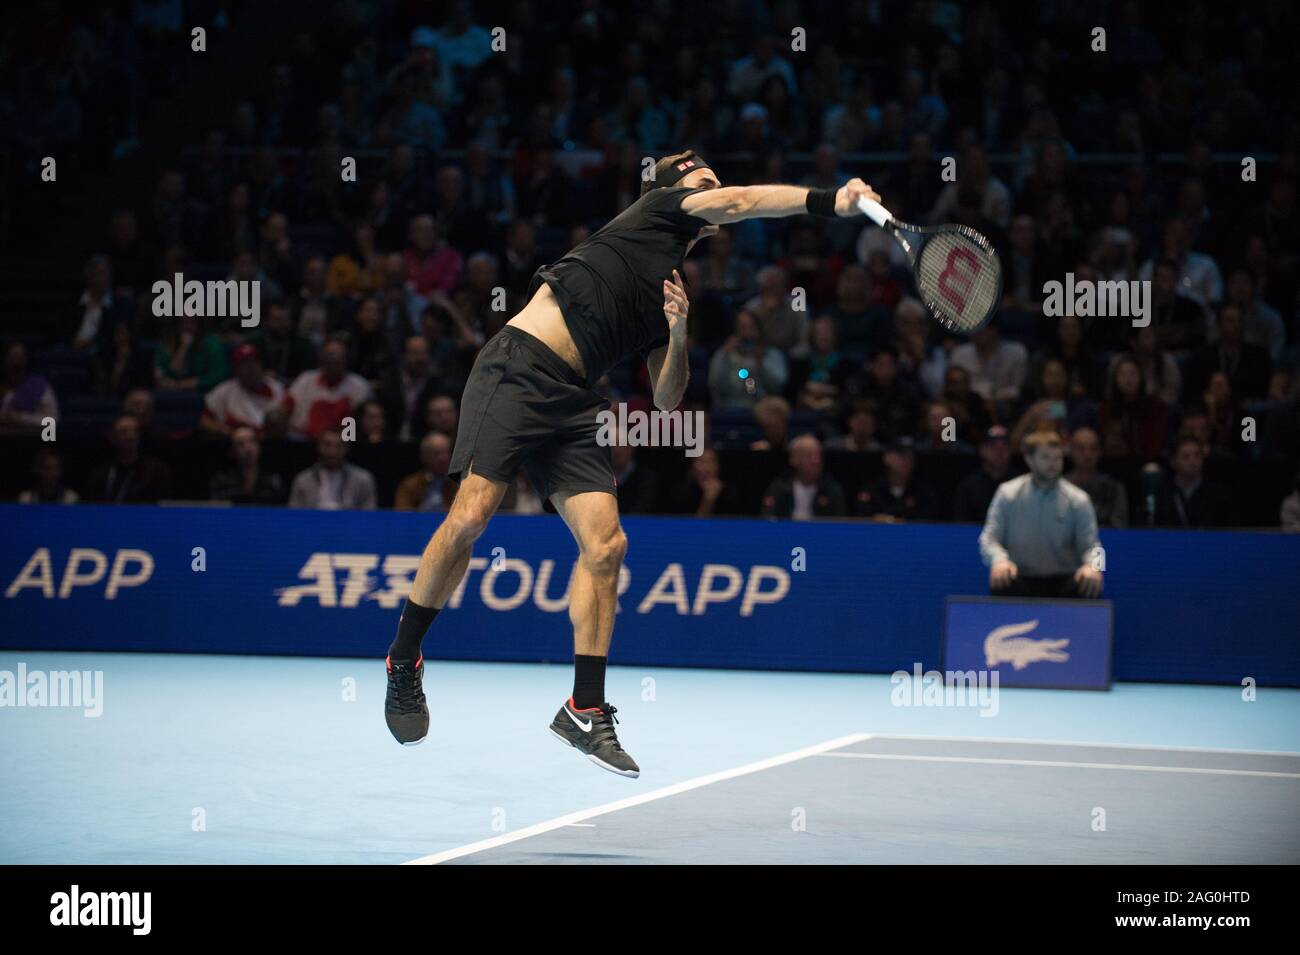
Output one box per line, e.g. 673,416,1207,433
1,0,1298,528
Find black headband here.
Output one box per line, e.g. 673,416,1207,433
653,154,711,190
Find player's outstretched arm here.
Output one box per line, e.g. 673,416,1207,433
680,179,880,224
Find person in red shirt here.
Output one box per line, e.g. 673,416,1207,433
403,214,463,297
201,344,285,435
282,340,372,439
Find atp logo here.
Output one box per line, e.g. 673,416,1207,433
983,619,1070,670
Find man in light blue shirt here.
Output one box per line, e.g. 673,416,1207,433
979,429,1103,599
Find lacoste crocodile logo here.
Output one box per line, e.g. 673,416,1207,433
983,619,1070,670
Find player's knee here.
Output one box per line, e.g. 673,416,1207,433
444,501,493,545
585,528,627,576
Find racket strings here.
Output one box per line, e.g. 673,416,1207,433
915,230,1001,333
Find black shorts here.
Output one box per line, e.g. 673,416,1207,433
448,326,615,502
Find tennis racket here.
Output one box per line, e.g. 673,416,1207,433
857,196,1002,334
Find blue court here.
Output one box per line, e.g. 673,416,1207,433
3,651,1297,864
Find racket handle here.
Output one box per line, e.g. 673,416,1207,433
856,196,893,227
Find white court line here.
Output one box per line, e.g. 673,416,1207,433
860,733,1300,758
817,752,1300,778
402,732,871,865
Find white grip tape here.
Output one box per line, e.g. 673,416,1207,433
857,196,893,227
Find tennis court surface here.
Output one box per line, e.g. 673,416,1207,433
421,734,1300,864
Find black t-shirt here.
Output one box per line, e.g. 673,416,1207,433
527,186,710,384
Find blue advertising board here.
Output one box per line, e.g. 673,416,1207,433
943,597,1113,690
0,504,1296,685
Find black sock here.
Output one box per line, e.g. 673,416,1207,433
572,654,607,709
389,598,439,664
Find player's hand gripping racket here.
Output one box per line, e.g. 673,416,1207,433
857,196,1002,334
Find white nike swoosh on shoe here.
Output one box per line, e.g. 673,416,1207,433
565,706,593,732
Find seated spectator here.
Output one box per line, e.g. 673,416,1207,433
1184,303,1271,402
979,429,1103,598
855,436,939,522
892,297,945,397
422,393,460,440
953,426,1012,522
394,431,458,511
788,316,848,418
1011,357,1098,449
844,345,921,441
1112,325,1181,406
284,340,373,440
931,143,1012,229
666,447,739,516
343,295,395,388
201,344,286,435
155,314,229,393
1149,257,1206,353
92,320,155,398
1043,312,1101,400
750,395,791,452
246,298,317,385
296,256,344,346
380,335,440,442
1154,436,1234,528
826,263,888,353
209,425,287,506
760,434,845,519
403,214,463,298
744,265,807,356
1001,213,1047,313
0,342,58,435
825,399,881,452
865,249,903,311
453,251,512,341
1099,355,1170,462
122,388,160,443
941,363,992,444
698,227,756,300
915,400,971,453
1200,371,1241,453
358,400,387,444
84,414,173,503
708,310,788,410
1137,217,1223,319
328,221,385,300
613,442,659,514
502,219,543,298
949,320,1028,408
17,448,78,504
1066,426,1128,527
1215,267,1285,361
64,254,131,353
288,426,377,509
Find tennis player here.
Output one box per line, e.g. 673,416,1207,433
385,150,879,776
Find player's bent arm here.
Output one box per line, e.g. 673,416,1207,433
646,341,688,412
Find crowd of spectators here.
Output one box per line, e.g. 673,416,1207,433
2,1,1298,529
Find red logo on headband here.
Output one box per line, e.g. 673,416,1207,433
675,160,696,171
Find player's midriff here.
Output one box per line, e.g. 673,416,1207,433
507,283,587,379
